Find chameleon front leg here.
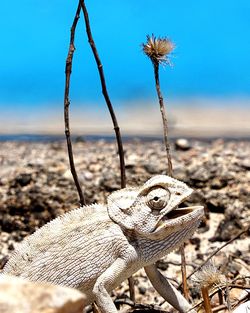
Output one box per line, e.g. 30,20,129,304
92,258,128,313
144,264,195,313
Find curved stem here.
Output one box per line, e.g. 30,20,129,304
153,61,173,177
79,0,126,188
64,2,85,206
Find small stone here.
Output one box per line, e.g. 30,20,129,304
83,171,93,181
138,286,147,295
197,253,204,260
143,162,161,175
189,237,201,250
101,172,120,191
0,274,87,313
190,167,212,184
210,177,227,189
206,199,226,213
210,215,243,242
238,159,250,170
125,154,139,168
14,173,32,187
156,260,169,271
63,169,73,180
173,164,187,182
88,163,101,172
175,138,191,151
75,136,86,143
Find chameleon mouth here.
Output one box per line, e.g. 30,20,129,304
155,206,204,232
165,207,196,219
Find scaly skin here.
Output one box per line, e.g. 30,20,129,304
3,175,204,313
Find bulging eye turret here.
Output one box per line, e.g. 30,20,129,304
146,186,170,211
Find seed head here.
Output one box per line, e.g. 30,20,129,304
192,261,226,289
142,34,175,65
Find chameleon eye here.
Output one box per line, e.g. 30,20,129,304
146,187,170,210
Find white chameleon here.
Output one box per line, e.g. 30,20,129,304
2,175,204,313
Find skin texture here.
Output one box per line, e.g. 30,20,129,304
2,175,204,313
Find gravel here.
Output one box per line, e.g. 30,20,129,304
0,138,249,311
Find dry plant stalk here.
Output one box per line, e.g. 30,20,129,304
201,286,213,313
218,289,224,305
142,34,189,299
142,34,173,175
180,245,189,299
193,260,227,312
64,2,85,206
78,0,134,300
114,298,167,312
79,0,126,189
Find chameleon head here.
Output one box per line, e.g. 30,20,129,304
107,175,204,240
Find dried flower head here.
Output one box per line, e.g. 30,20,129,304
142,34,175,65
192,261,226,289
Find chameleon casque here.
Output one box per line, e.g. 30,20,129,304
3,175,204,312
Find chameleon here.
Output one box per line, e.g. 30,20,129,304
2,175,204,312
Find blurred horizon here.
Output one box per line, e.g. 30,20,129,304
0,0,250,136
0,98,249,138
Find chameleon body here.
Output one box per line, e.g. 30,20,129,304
3,175,204,313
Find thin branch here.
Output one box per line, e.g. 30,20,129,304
161,261,196,268
128,276,136,303
114,298,168,312
180,246,189,299
78,0,132,300
228,284,250,289
149,39,187,299
92,302,101,313
201,286,213,313
225,281,232,312
79,0,126,189
218,289,224,306
152,61,173,176
211,304,228,312
64,2,85,206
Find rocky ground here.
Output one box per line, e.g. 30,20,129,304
0,138,249,312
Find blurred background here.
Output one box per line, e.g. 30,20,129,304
0,0,249,138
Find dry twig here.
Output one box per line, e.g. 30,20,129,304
180,246,189,299
142,34,188,299
152,60,173,176
114,298,168,313
211,304,228,312
79,0,126,189
64,2,85,206
79,0,133,300
202,286,213,313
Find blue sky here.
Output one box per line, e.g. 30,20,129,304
0,0,250,116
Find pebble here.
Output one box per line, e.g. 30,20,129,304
83,171,94,181
0,274,87,313
175,138,191,150
239,159,250,170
